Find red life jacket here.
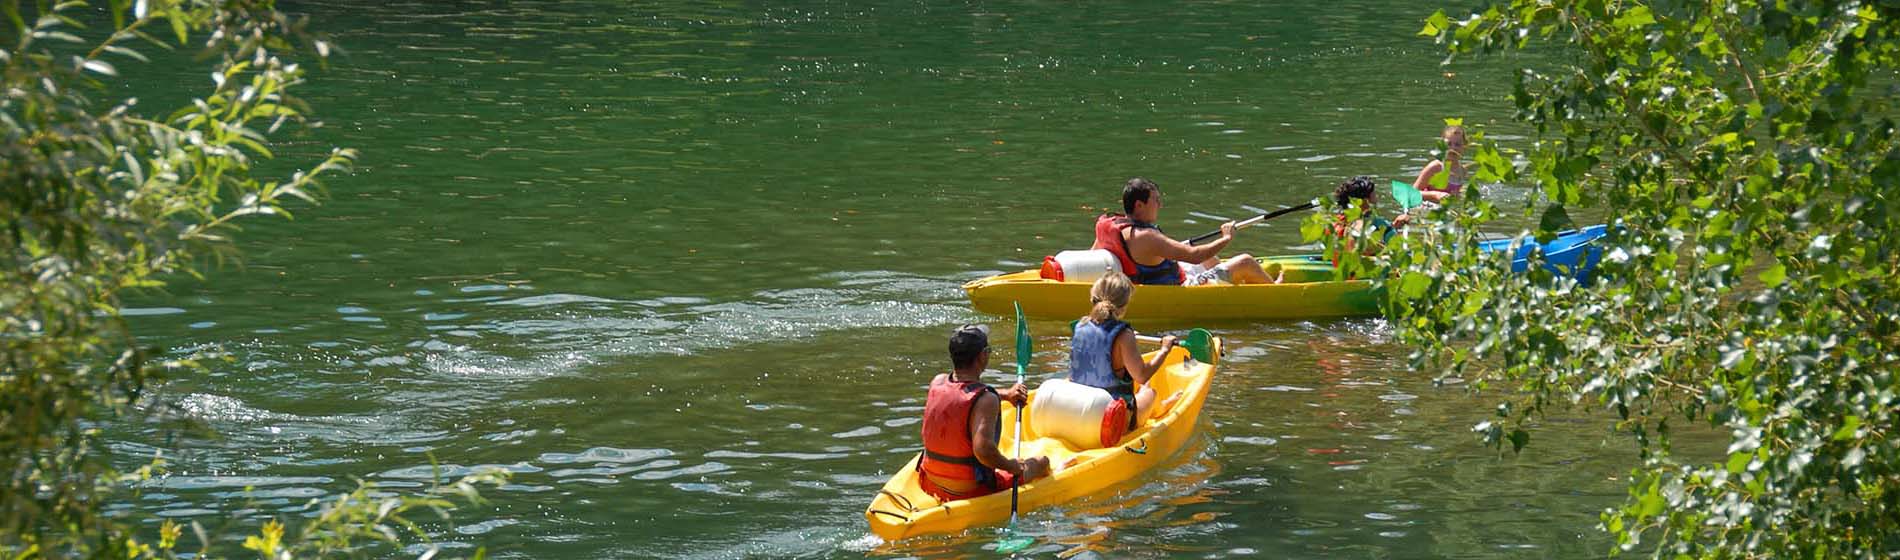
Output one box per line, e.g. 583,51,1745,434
1092,214,1184,285
1092,214,1140,276
1331,214,1350,266
918,376,999,486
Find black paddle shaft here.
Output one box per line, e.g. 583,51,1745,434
1185,201,1319,245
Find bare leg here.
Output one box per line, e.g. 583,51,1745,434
1134,385,1157,423
1223,254,1272,284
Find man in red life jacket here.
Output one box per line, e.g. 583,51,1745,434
917,324,1052,501
1092,178,1277,286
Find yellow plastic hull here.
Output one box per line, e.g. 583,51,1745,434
864,339,1223,541
963,256,1378,322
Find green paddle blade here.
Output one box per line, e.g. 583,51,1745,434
1180,328,1216,364
996,534,1034,554
1390,180,1423,210
1013,302,1030,376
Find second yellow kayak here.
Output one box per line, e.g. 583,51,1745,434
964,255,1378,322
864,339,1222,541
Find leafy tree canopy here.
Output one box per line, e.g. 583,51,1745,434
1325,0,1900,556
1,1,495,557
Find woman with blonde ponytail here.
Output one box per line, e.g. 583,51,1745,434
1086,270,1133,324
1068,271,1182,432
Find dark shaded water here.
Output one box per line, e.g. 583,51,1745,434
118,1,1637,557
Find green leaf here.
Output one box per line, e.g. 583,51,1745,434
1537,204,1574,237
1420,10,1450,37
1614,6,1656,29
1833,416,1861,441
232,137,274,159
102,45,150,63
79,59,117,76
33,30,84,43
1758,263,1786,287
1300,214,1326,244
169,14,187,44
2,3,23,35
1637,488,1664,518
1726,452,1751,474
1400,271,1432,299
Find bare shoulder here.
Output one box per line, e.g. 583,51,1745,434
1127,225,1182,254
1128,226,1168,243
971,389,1001,411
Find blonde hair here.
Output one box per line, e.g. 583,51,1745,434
1441,125,1467,155
1087,270,1133,323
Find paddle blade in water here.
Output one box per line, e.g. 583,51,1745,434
1390,180,1423,210
1013,302,1031,375
995,534,1034,554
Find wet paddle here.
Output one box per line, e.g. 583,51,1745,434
1186,201,1319,245
995,303,1035,554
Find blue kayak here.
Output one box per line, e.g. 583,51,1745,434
1475,224,1608,284
1262,224,1609,285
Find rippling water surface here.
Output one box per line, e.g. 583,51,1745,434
118,1,1642,557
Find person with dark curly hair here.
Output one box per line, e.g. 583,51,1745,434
1329,176,1412,259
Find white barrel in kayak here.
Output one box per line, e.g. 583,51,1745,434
1039,249,1118,283
1029,378,1131,449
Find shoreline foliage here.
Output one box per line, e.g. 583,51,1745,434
1338,0,1900,556
1,1,497,557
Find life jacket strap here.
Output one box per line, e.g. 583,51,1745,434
922,449,984,466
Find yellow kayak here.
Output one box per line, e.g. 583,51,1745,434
963,255,1378,322
864,339,1222,541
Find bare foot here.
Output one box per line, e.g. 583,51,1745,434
1264,262,1286,284
1023,456,1052,482
1154,391,1183,416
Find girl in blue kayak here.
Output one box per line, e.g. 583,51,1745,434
1410,125,1468,204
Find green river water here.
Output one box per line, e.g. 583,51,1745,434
114,1,1647,557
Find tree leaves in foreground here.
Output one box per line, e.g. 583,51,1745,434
1376,0,1900,557
1,1,497,557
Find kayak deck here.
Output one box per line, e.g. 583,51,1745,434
865,340,1222,541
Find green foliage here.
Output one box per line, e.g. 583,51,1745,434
1385,0,1900,557
0,1,497,557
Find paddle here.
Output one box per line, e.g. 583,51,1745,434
1066,320,1216,364
1186,201,1319,245
1134,329,1216,364
995,303,1035,554
1389,180,1423,211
